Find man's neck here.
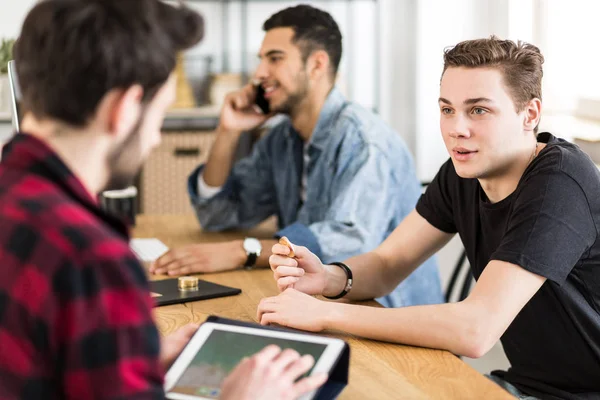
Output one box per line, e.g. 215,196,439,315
20,116,108,197
290,84,333,142
479,141,543,203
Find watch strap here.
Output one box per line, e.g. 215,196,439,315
244,252,258,268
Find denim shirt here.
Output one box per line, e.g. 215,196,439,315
188,88,443,307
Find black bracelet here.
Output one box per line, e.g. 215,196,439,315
323,262,353,300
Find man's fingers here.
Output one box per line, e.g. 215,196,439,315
277,276,299,291
257,297,278,322
232,95,248,110
231,87,256,110
271,243,292,257
152,256,193,275
259,311,280,326
291,245,311,259
151,250,188,272
268,348,301,377
292,372,328,397
269,256,297,273
252,345,282,367
179,323,200,337
167,265,192,276
274,265,303,279
150,251,175,272
283,354,315,382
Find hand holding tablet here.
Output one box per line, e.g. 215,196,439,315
220,345,327,400
164,321,346,400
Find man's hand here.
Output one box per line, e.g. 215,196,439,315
160,323,199,370
257,289,333,332
269,240,328,295
220,345,328,400
219,84,272,133
149,241,246,276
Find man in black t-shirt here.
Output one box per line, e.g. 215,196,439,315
257,36,600,399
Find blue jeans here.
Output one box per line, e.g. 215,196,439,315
487,375,540,400
376,256,444,308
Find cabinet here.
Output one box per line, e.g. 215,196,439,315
139,130,216,214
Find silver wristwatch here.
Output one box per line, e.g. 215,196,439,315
242,237,262,269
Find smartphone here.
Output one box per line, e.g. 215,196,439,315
255,85,270,114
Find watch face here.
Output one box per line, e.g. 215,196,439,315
243,238,261,255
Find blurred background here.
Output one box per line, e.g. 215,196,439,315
1,0,599,181
0,0,598,375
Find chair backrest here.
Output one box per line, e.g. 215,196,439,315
7,60,22,132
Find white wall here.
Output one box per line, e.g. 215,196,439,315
180,1,378,110
0,0,36,39
383,0,530,181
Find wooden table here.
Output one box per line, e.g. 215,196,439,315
134,215,512,400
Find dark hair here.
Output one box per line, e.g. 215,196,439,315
263,4,342,80
443,36,544,132
13,0,204,127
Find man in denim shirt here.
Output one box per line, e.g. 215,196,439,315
151,4,443,307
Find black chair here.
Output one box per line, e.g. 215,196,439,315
445,249,473,303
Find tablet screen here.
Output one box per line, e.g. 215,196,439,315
169,329,327,399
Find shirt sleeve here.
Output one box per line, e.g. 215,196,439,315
196,172,223,199
55,253,164,399
277,143,411,263
187,131,278,232
491,165,596,285
416,159,458,234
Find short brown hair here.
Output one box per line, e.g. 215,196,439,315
443,36,544,131
14,0,204,127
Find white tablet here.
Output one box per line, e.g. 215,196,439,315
165,322,346,400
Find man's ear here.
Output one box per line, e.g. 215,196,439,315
307,49,331,82
97,85,144,139
523,98,542,133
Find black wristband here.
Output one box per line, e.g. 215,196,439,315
323,262,353,300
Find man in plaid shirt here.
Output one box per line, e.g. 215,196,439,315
0,0,327,399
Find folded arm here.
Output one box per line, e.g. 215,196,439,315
188,131,278,232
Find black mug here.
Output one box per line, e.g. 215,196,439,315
100,186,138,226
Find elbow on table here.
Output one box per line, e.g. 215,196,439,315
458,322,499,359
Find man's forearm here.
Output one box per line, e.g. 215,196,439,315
203,128,242,187
231,239,278,269
257,239,278,268
323,251,404,301
324,301,488,358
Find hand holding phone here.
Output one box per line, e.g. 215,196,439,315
218,84,270,132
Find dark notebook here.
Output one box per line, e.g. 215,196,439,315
149,278,241,307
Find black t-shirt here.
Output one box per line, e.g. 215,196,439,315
417,133,600,400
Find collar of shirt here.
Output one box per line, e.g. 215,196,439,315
1,132,130,239
284,87,348,153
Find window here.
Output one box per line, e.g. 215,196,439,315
535,0,600,116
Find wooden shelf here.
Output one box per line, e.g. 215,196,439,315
162,106,220,131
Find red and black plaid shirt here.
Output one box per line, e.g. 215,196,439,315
0,134,164,399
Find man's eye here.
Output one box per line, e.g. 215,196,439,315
441,107,453,114
472,107,487,115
